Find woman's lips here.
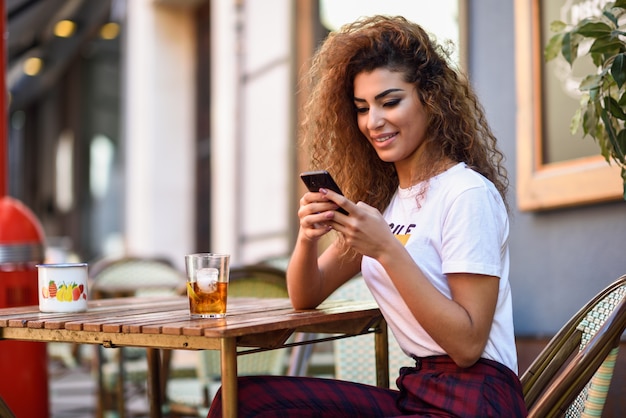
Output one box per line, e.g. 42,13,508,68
371,132,397,144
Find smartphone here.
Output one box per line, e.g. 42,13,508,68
300,170,348,215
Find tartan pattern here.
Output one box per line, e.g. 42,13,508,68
207,375,400,418
396,356,527,418
206,356,527,417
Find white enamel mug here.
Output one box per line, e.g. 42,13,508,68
37,263,89,312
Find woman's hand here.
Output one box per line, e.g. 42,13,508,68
297,189,345,241
318,189,399,259
289,188,363,309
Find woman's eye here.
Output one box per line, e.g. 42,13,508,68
383,99,400,107
355,107,368,114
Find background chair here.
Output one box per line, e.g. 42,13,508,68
329,275,413,386
521,274,626,418
165,264,292,417
89,255,187,418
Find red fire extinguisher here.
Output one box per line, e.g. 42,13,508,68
0,197,50,418
0,1,50,415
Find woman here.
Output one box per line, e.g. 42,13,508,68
208,15,527,417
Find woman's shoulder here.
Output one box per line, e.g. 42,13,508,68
434,163,504,205
435,162,490,189
395,163,502,207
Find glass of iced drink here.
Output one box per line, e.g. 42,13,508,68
184,253,230,318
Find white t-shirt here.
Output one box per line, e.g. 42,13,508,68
361,162,518,373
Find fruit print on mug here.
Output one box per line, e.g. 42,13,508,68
37,263,89,312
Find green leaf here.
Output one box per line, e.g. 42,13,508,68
576,21,613,37
607,96,626,120
603,10,618,27
589,36,624,54
601,102,626,160
614,0,626,9
561,32,577,65
618,91,626,107
598,65,610,80
549,20,568,33
579,74,603,91
545,33,565,61
591,51,605,67
617,129,626,162
571,107,582,133
598,128,611,162
611,53,626,88
583,100,597,136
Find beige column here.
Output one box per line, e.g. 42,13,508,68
123,0,196,269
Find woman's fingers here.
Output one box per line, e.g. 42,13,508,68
319,189,353,215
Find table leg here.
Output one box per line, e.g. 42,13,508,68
96,346,106,418
220,337,238,418
117,348,126,418
146,348,163,418
374,318,389,388
0,395,15,418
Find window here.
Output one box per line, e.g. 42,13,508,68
514,0,622,211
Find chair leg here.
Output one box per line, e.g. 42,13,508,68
287,333,315,376
71,342,82,366
161,349,173,402
96,345,126,418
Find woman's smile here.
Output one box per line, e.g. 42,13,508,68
371,132,398,144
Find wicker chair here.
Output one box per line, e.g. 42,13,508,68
89,256,187,418
166,264,292,417
521,274,626,418
330,275,413,386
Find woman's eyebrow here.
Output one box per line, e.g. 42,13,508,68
353,88,404,102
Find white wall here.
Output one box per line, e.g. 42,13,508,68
123,0,196,270
211,0,294,265
122,0,293,269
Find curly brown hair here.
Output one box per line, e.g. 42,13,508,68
300,15,509,212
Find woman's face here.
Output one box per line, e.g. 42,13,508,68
353,68,429,176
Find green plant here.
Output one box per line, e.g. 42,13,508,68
545,0,626,199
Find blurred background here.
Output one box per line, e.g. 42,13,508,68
2,0,625,416
4,0,467,271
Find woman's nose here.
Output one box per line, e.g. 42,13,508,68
367,108,384,130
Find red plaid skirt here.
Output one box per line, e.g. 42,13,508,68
207,356,527,417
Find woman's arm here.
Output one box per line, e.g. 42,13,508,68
287,236,361,309
378,243,498,367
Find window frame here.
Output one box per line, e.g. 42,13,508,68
514,0,622,211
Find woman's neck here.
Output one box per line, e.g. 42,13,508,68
396,156,456,188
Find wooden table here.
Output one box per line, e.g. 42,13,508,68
0,296,389,418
